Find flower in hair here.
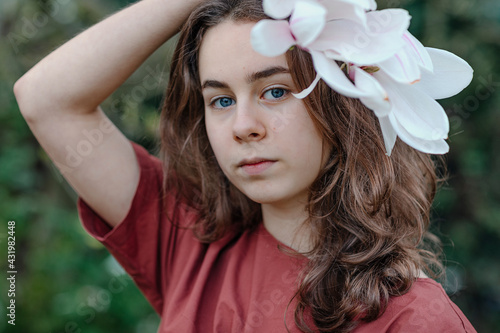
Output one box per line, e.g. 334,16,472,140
251,0,473,155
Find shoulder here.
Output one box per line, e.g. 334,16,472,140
130,141,163,172
353,278,476,333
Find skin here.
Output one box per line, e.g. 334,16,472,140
14,0,204,227
199,21,329,251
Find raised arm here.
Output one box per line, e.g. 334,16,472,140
14,0,202,227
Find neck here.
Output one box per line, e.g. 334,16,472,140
261,198,312,253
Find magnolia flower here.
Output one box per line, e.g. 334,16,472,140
252,0,379,97
251,0,473,155
356,48,473,154
252,0,410,97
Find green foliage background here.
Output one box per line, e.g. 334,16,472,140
0,0,499,332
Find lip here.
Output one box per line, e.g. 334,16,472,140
238,158,277,175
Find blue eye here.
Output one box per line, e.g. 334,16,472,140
264,88,286,100
213,97,235,108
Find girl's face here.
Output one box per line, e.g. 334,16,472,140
199,21,328,208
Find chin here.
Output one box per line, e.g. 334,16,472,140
242,188,304,207
242,193,279,205
237,188,281,204
230,177,308,206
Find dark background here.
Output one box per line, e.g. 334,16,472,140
1,0,499,332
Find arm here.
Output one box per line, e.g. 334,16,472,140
13,0,202,227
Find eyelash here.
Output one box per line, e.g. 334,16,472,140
209,86,290,109
262,87,289,101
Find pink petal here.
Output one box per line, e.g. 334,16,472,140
289,1,327,47
310,50,367,98
354,67,391,117
415,47,474,100
375,71,449,141
263,0,297,19
251,20,295,57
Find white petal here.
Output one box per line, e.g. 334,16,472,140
365,9,411,35
289,1,327,46
354,67,391,117
378,116,397,155
310,20,405,65
330,0,376,11
308,20,354,51
263,0,298,19
415,47,474,100
389,114,450,154
251,20,295,57
320,0,368,26
293,73,322,99
378,50,421,84
324,50,347,62
402,31,433,72
310,50,367,98
375,71,449,140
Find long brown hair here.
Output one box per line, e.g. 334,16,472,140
160,0,445,331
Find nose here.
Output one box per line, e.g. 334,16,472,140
232,102,266,143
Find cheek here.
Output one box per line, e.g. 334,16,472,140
286,112,325,169
205,117,216,148
283,111,322,150
205,117,230,166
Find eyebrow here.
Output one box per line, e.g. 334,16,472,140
201,66,290,90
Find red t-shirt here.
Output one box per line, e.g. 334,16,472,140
77,141,476,332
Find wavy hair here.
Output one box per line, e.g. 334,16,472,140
159,0,445,331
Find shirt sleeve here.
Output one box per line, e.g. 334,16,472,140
355,279,476,333
77,140,199,314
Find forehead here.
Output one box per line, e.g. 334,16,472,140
198,20,289,83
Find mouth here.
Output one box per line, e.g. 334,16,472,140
238,158,277,175
238,156,278,167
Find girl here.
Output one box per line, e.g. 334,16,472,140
14,0,476,331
